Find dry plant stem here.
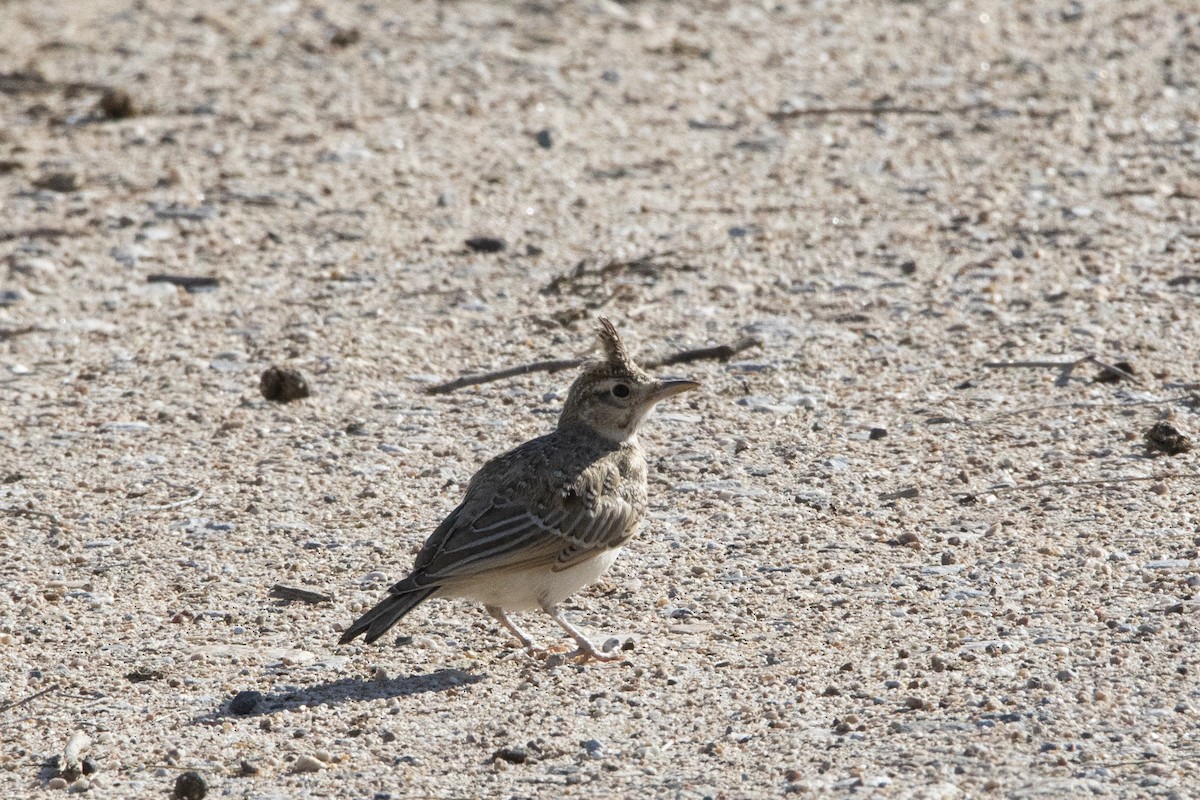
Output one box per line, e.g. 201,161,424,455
133,487,203,512
269,585,333,605
0,325,39,341
0,683,60,715
425,338,761,395
982,395,1189,424
769,102,992,119
982,354,1137,387
989,473,1200,494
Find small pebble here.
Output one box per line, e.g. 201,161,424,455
535,129,553,149
293,754,324,773
47,777,69,790
464,236,506,254
34,171,81,192
260,366,311,403
492,746,527,764
99,88,137,119
173,770,207,800
1144,422,1191,456
229,690,264,715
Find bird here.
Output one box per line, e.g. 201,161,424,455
338,317,699,661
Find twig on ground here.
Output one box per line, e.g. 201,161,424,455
3,506,60,526
982,354,1137,387
0,683,60,715
135,487,203,512
642,337,762,369
425,358,583,395
541,250,686,297
0,325,39,341
269,585,333,605
989,473,1200,493
769,102,991,120
146,274,220,292
425,337,761,395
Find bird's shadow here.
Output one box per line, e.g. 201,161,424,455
198,668,483,722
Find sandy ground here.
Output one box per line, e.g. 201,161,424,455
2,0,1199,797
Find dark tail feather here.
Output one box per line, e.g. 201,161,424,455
338,586,438,645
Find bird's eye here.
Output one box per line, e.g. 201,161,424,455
611,383,631,398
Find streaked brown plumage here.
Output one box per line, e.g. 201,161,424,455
338,318,698,660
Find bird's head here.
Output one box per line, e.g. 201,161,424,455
559,318,699,442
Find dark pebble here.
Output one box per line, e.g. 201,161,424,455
173,771,207,800
99,88,137,119
229,690,264,715
260,366,310,403
1145,422,1192,456
868,427,888,440
33,172,81,193
81,757,98,775
899,260,917,275
492,746,528,764
465,236,506,254
535,129,553,149
329,26,361,47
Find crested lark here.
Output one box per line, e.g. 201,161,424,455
339,318,698,660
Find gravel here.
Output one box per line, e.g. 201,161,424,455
1,1,1197,798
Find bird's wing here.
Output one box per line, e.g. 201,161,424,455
408,492,639,583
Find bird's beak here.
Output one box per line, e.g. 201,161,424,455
648,379,700,404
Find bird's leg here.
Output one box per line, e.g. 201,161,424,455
541,602,622,662
486,606,539,656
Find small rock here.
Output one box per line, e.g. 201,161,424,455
899,260,917,275
98,88,137,119
492,746,528,764
33,171,81,192
229,690,264,716
237,760,259,777
47,777,69,790
329,26,361,47
260,366,311,403
293,754,324,773
1145,422,1191,455
868,427,888,440
464,236,506,254
535,129,553,149
80,757,97,775
173,771,207,800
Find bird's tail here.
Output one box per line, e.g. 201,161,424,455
338,585,438,645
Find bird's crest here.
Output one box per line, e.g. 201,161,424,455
596,317,635,371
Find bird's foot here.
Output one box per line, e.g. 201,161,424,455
565,639,623,663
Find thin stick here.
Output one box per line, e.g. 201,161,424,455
769,102,991,120
136,488,203,512
424,338,760,395
269,585,332,605
989,473,1200,494
0,683,60,715
0,326,39,341
146,274,220,291
643,337,761,368
3,506,60,525
982,354,1136,387
425,358,583,395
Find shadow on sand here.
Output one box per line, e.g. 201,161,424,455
202,668,483,721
